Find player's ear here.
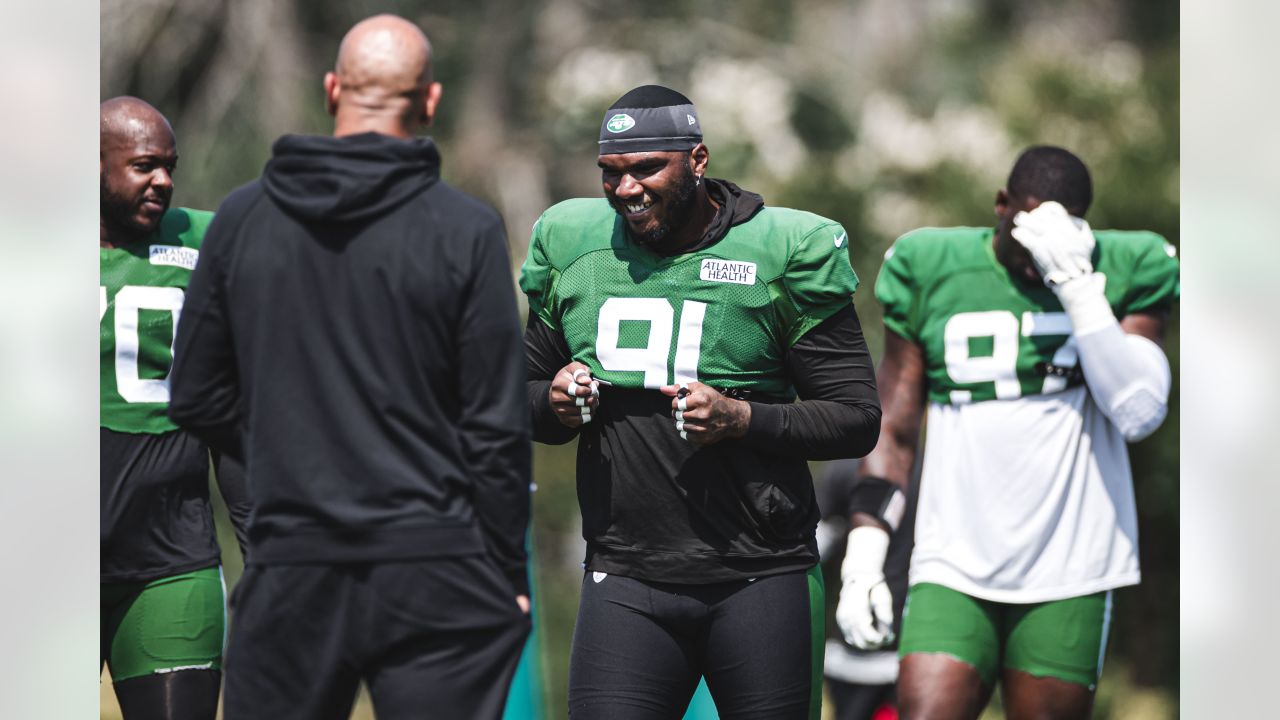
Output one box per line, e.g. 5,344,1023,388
422,82,443,127
324,72,340,117
690,143,709,180
994,188,1010,219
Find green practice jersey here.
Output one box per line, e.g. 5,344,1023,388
100,208,212,434
876,226,1179,405
520,198,859,398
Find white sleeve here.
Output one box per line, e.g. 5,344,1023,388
1052,273,1171,441
1075,321,1172,442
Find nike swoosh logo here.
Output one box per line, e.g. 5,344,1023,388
834,232,847,248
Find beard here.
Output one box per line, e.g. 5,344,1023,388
628,163,699,250
100,176,166,238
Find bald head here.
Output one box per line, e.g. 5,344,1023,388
325,14,441,138
100,97,177,245
101,96,174,152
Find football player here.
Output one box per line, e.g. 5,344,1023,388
520,85,882,719
100,96,250,720
818,458,917,720
835,146,1177,719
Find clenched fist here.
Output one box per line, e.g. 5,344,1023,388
659,381,751,446
549,362,601,428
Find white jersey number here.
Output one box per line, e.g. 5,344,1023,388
943,310,1075,403
596,297,707,388
102,285,185,403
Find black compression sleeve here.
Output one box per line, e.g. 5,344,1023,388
114,670,220,720
524,314,580,445
743,303,881,459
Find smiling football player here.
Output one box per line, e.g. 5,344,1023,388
520,85,883,720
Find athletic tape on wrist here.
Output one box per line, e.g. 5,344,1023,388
848,476,906,533
1055,273,1116,336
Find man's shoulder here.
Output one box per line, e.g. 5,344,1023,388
536,198,615,231
1094,229,1176,267
157,207,215,249
726,207,847,279
1093,228,1179,309
745,206,842,238
211,179,270,224
162,207,214,227
886,226,992,271
893,225,991,251
423,180,503,228
530,198,617,265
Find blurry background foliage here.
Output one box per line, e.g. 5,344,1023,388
102,0,1177,717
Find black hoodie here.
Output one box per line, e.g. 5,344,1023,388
169,133,532,594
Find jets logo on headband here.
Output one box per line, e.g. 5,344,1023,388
606,114,636,133
599,85,703,154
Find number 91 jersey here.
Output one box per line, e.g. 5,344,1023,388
520,198,859,396
100,208,211,434
877,226,1179,406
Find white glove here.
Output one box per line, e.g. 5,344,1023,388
1011,200,1095,287
1011,201,1114,335
835,526,895,650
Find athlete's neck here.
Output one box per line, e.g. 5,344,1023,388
332,108,421,140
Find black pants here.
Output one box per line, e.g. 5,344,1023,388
568,568,823,720
224,557,530,720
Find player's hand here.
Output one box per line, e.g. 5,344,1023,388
516,594,530,614
659,381,750,446
835,526,896,650
1011,200,1096,288
549,362,600,428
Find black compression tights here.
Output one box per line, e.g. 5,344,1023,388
569,571,821,719
113,670,220,720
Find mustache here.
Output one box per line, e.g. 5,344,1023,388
139,190,172,206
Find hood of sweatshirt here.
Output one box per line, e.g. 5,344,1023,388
262,132,441,223
642,177,765,256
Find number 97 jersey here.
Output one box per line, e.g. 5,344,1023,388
877,226,1179,406
520,198,859,397
100,208,211,434
879,225,1179,602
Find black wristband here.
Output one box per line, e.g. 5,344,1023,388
848,476,906,532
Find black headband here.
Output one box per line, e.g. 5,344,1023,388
598,85,703,155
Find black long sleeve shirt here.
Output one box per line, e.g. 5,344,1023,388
525,302,880,583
